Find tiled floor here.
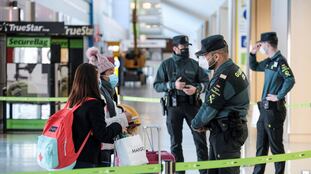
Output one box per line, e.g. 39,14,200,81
1,60,311,174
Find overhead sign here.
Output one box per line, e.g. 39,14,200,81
124,39,166,48
0,21,64,34
7,37,50,47
64,25,94,36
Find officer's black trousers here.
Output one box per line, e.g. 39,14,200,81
253,103,286,174
167,103,208,174
208,120,248,174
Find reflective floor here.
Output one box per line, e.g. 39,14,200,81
1,60,311,174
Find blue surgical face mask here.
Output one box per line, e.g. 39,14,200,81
108,74,118,88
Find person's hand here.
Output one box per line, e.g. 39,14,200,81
124,111,132,123
251,42,261,54
122,127,128,133
183,85,197,95
175,77,186,90
191,125,207,133
266,94,279,102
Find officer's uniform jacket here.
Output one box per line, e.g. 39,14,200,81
249,50,295,100
191,59,249,129
153,54,209,96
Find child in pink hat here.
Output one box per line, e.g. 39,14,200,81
86,46,131,167
86,47,115,74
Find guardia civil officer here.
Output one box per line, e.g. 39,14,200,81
250,32,295,174
153,35,209,174
191,35,249,174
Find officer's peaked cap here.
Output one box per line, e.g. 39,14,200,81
172,35,192,46
259,32,278,42
195,35,227,56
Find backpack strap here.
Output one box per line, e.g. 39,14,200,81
64,97,97,111
69,97,96,155
76,131,92,155
74,98,96,155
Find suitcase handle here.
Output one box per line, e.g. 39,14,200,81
143,125,161,164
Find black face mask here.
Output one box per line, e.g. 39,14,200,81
177,48,189,58
208,57,217,70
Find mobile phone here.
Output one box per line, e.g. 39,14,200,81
180,76,189,84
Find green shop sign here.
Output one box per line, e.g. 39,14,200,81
51,39,68,48
7,37,50,48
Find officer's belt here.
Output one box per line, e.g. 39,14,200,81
176,95,193,103
208,117,247,132
216,116,247,123
258,99,285,109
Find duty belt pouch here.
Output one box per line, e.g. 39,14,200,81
262,100,270,110
171,95,177,107
217,119,228,132
160,97,167,116
276,100,286,111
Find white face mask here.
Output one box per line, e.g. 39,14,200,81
259,45,267,55
259,44,268,55
199,57,211,74
199,57,209,70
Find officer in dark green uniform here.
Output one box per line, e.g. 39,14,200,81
250,32,295,174
191,35,249,174
153,35,209,174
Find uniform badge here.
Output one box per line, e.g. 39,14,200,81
281,64,291,77
273,62,278,68
220,74,227,79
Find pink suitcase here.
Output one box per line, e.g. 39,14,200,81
146,150,175,164
143,125,175,164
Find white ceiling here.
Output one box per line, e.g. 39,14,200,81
161,0,227,37
160,0,227,54
163,0,227,20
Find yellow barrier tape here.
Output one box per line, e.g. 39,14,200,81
121,96,160,103
176,150,311,171
0,96,311,109
10,150,311,174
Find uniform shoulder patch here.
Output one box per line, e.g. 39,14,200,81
220,74,227,79
277,58,292,77
226,65,249,94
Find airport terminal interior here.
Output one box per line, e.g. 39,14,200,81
1,0,311,173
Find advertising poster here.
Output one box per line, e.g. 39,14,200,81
236,0,250,72
7,63,50,96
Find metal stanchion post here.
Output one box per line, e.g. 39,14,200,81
1,88,6,133
161,160,175,174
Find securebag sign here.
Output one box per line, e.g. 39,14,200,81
7,37,50,47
